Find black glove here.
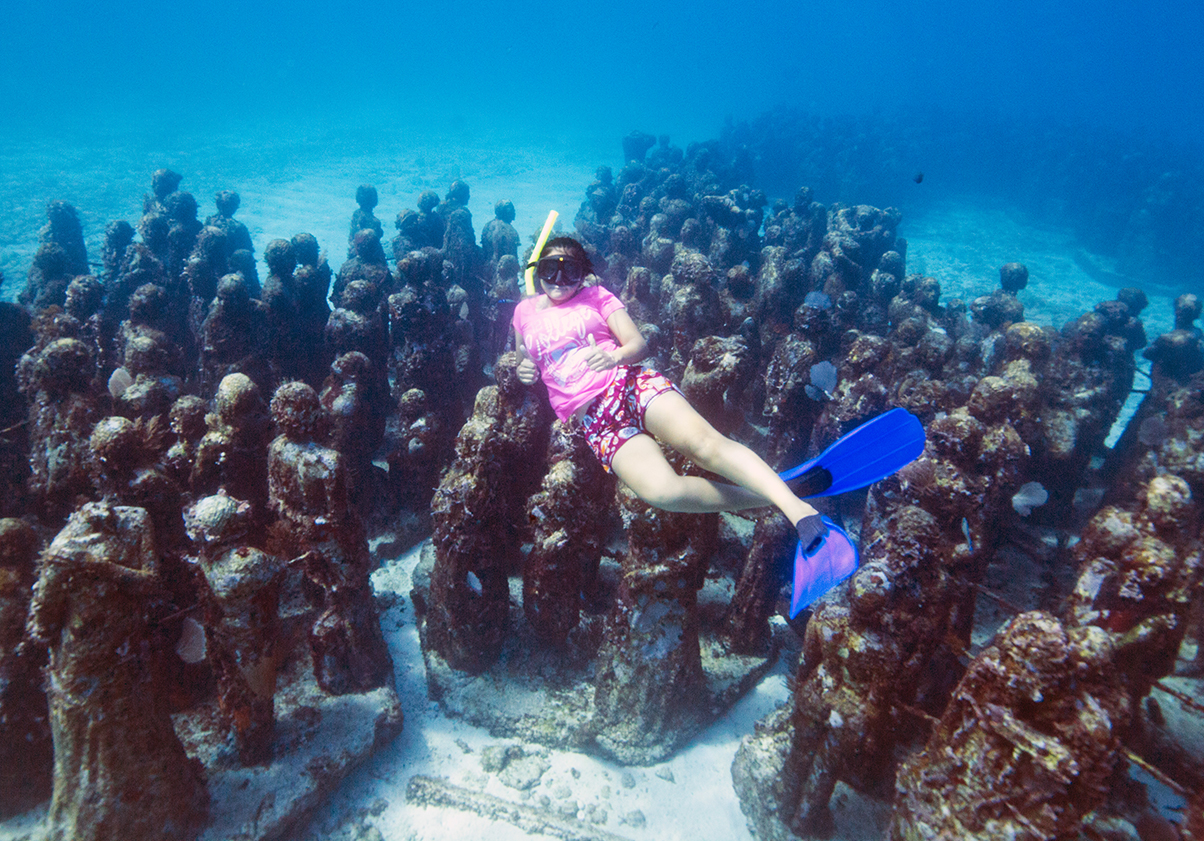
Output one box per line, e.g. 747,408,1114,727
795,514,829,554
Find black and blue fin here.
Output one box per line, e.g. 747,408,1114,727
780,408,926,498
790,516,859,617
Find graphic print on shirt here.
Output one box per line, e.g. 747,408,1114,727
525,307,604,388
512,285,627,422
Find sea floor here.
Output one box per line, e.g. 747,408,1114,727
308,532,813,841
300,519,1199,841
0,124,1196,840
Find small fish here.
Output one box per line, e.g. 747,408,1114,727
175,617,207,664
1138,415,1169,447
803,290,833,310
961,518,974,552
1012,482,1049,516
913,171,924,184
107,366,133,399
466,571,483,595
806,361,838,402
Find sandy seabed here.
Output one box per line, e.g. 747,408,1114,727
0,122,1189,840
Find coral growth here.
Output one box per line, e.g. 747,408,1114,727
267,381,393,694
29,503,209,841
891,613,1129,840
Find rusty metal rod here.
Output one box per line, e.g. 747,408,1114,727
965,579,1026,616
1122,747,1188,798
1154,680,1204,717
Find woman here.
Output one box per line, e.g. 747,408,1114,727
512,236,826,550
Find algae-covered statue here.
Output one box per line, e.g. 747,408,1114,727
0,518,50,816
28,502,209,841
267,380,393,694
184,492,285,765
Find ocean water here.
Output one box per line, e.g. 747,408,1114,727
2,0,1202,296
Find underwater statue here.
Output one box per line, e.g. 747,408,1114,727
28,502,209,841
267,381,393,694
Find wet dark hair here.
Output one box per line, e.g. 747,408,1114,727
539,236,594,276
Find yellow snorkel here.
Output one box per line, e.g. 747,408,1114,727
524,210,559,297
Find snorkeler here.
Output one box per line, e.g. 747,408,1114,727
512,236,830,554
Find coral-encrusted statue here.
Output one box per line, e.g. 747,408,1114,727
198,273,269,397
722,511,795,655
890,612,1129,840
325,279,389,373
192,373,272,521
261,237,299,382
112,332,184,424
20,201,88,311
762,331,821,466
1064,474,1203,697
321,351,389,519
164,394,208,489
333,229,391,307
1032,294,1145,516
416,189,446,249
889,476,1200,838
266,381,393,694
443,205,483,303
17,336,101,525
0,518,51,816
522,420,613,645
1143,293,1203,382
183,225,229,313
90,415,186,551
591,480,716,763
425,352,552,673
291,232,334,389
28,502,209,840
184,493,285,764
662,251,722,377
203,190,254,264
348,184,383,257
733,506,958,837
388,387,449,512
387,251,460,432
0,303,32,516
480,199,520,266
681,330,758,436
733,398,1027,836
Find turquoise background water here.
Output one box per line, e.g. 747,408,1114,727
2,0,1201,293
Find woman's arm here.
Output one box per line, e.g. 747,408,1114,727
585,308,648,372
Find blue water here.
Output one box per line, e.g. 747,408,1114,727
6,0,1203,137
3,0,1202,294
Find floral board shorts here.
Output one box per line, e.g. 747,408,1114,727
579,366,681,472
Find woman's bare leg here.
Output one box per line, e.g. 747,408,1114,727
609,391,817,525
609,433,769,514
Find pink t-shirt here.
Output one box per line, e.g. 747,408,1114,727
512,285,627,421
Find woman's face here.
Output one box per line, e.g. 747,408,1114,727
538,247,587,305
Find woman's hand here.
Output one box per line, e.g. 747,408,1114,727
584,335,618,372
516,347,541,385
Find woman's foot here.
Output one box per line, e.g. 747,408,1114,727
795,514,829,553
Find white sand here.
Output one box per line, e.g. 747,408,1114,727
297,540,802,841
0,123,619,293
903,201,1177,338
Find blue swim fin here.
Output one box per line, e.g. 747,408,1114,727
780,408,925,498
790,516,859,618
